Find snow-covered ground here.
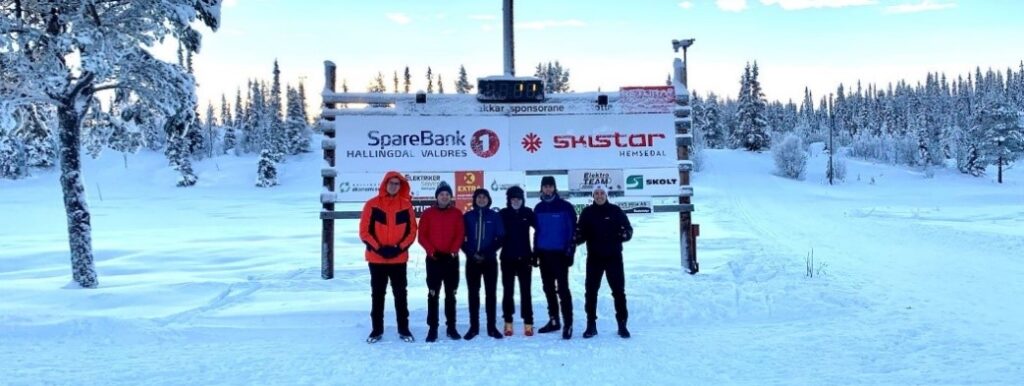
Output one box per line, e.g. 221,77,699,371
1,145,1022,385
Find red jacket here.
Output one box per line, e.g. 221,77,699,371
417,204,465,256
359,171,418,264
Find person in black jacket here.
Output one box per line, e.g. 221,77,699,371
498,185,537,337
462,188,505,340
575,184,633,339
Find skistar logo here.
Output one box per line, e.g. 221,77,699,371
471,129,500,158
521,133,543,153
552,133,666,149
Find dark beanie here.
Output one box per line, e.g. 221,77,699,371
435,181,453,198
540,176,557,188
506,185,525,200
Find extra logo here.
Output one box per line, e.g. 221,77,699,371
463,172,477,185
471,129,500,158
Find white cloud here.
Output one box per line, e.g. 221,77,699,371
760,0,877,10
469,14,496,21
516,19,586,30
716,0,748,12
385,13,411,25
679,1,695,9
884,0,957,14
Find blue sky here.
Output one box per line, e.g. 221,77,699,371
187,0,1024,110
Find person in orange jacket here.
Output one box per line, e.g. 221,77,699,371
360,171,418,343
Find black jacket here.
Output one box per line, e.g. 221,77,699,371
499,204,536,261
575,202,633,257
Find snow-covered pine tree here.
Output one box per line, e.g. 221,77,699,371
204,102,217,158
976,93,1024,183
426,67,434,94
437,74,445,94
403,66,412,94
393,71,400,94
221,94,236,154
269,61,285,157
702,93,724,149
456,65,474,94
285,86,310,155
297,82,309,124
0,128,28,179
733,63,752,149
256,149,278,187
746,62,769,150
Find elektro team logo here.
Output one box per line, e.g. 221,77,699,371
521,133,543,153
471,129,500,158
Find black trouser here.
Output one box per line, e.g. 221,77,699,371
584,254,628,323
466,258,499,327
369,263,409,333
538,250,573,327
501,257,534,324
425,256,460,329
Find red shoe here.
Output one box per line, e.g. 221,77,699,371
504,322,514,336
524,324,534,337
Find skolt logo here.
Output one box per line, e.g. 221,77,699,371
553,133,665,149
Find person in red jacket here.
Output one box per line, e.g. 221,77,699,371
417,181,466,343
360,171,418,343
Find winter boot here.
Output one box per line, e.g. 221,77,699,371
366,330,383,344
504,322,514,337
398,327,415,343
524,324,534,337
561,324,573,340
538,319,561,334
617,320,631,339
487,324,504,339
583,320,598,339
446,326,462,340
425,327,438,343
464,324,480,341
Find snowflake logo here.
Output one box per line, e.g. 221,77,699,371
521,133,542,153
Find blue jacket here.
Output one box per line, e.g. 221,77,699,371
533,193,577,254
463,195,505,260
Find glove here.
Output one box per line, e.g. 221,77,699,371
620,227,633,242
473,253,485,263
377,245,401,259
530,253,540,267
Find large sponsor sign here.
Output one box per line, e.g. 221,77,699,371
624,168,681,196
336,116,509,173
620,86,675,114
568,169,625,192
510,114,675,170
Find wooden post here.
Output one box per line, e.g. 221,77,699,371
321,61,337,280
674,56,698,275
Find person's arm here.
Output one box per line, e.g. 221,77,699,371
449,211,465,256
359,200,381,252
461,214,473,257
574,207,588,246
417,210,434,256
397,205,417,251
619,207,633,242
565,201,578,255
491,211,505,254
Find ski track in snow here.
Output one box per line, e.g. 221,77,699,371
1,146,1023,385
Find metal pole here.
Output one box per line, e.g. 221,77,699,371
503,0,515,76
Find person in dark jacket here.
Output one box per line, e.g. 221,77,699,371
359,171,418,343
533,176,578,339
417,181,465,342
498,185,537,337
575,184,633,339
461,188,505,340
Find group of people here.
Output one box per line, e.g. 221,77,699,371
358,171,634,343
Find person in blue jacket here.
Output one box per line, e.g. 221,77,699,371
462,188,505,340
533,176,578,340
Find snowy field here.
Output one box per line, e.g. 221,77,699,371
1,146,1022,385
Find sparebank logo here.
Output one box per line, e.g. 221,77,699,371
626,175,643,190
471,129,500,158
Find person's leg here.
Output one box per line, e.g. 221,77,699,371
368,263,388,337
389,263,411,336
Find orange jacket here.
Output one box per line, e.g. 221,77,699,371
359,171,418,264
